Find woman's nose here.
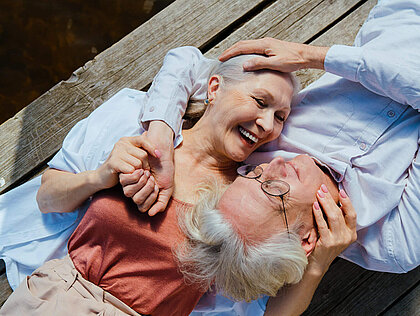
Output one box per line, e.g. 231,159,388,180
256,112,274,135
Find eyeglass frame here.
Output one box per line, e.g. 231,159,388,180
236,164,290,235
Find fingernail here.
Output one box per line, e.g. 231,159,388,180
317,190,325,198
321,184,328,193
138,169,144,176
339,189,348,198
145,170,150,177
313,201,320,210
154,149,162,159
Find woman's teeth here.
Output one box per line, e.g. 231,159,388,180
239,126,258,144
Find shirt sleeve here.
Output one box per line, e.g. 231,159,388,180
48,88,146,173
391,142,420,272
324,0,420,110
141,46,214,146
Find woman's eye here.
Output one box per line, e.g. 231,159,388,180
275,114,285,122
252,97,267,108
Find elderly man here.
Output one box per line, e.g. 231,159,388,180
136,0,420,314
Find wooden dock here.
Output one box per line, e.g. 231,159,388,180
1,0,419,314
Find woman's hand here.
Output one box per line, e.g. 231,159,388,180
219,38,329,72
119,121,176,216
95,135,158,190
265,185,356,316
309,185,357,276
119,169,159,213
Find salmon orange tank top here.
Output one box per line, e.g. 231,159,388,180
68,186,204,316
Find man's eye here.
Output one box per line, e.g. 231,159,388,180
252,97,266,107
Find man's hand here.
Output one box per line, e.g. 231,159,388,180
219,38,329,72
310,185,357,276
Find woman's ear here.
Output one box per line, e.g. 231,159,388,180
301,227,318,257
207,75,222,102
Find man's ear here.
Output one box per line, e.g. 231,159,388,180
207,75,222,102
301,227,317,257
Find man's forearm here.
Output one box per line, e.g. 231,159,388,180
302,45,329,70
36,169,104,213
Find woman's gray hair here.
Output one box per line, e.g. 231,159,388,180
183,55,301,128
175,180,308,302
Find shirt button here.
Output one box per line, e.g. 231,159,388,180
359,142,367,150
387,110,395,117
149,106,155,112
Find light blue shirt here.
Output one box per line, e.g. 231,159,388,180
0,0,419,315
143,0,420,274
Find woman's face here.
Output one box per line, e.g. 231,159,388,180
218,155,329,243
206,71,294,162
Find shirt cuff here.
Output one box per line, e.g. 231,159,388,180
324,45,363,82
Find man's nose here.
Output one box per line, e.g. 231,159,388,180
264,156,287,178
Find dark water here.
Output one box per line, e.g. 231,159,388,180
0,0,175,124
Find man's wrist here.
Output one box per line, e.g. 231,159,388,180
303,45,330,70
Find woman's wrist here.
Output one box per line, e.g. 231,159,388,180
306,258,331,279
148,121,175,148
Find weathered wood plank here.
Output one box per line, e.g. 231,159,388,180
0,273,12,308
297,0,376,87
206,0,364,59
0,0,269,194
303,259,420,316
0,0,366,194
383,283,420,316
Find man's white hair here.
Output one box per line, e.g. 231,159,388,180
175,180,308,302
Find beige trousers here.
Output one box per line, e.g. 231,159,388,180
0,255,144,316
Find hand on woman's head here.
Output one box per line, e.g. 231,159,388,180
219,38,329,72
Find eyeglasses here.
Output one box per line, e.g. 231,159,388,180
237,164,290,235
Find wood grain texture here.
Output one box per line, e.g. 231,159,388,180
383,284,420,316
0,0,366,194
205,0,363,59
0,273,12,308
0,0,268,194
297,0,376,87
303,259,420,316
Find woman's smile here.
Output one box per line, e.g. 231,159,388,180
238,125,258,147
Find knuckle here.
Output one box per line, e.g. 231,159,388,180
123,188,132,198
329,214,339,222
349,213,357,220
132,196,143,205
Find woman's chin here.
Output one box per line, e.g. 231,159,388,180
228,148,253,162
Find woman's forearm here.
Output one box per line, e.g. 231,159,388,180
36,168,104,213
265,267,324,316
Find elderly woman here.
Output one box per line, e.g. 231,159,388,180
0,49,338,315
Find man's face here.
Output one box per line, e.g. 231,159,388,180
217,155,329,243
